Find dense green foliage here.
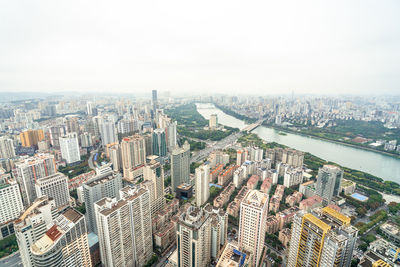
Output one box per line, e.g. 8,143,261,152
388,202,400,214
165,103,239,141
144,254,159,267
357,210,388,235
165,103,208,128
0,234,18,258
208,186,222,203
238,133,285,150
181,138,206,151
265,233,283,250
59,155,91,179
190,162,202,174
213,103,257,123
76,203,86,214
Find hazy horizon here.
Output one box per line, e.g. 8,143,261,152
1,0,400,95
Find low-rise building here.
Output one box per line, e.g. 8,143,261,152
266,216,280,234
299,195,323,211
260,177,273,194
380,221,400,246
341,179,356,195
246,174,260,190
214,182,235,209
227,186,249,217
279,228,291,248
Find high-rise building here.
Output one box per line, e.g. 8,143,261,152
15,197,57,267
65,116,80,134
143,160,165,214
121,134,146,180
152,129,167,157
95,186,153,267
30,208,91,267
171,141,190,192
316,165,343,202
80,132,93,148
87,101,93,116
152,89,158,112
204,204,228,259
143,133,153,156
108,143,122,172
59,132,81,164
83,170,123,233
13,153,57,206
209,114,218,129
49,125,67,148
287,207,358,267
238,190,269,267
100,120,118,146
35,173,70,208
166,121,177,152
0,136,16,158
195,164,210,207
283,167,304,187
177,205,212,267
0,179,24,230
20,129,45,147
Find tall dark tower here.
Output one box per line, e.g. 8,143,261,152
152,89,158,111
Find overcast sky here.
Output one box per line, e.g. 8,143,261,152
1,0,399,95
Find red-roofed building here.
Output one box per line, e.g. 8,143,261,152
246,175,260,190
299,195,323,211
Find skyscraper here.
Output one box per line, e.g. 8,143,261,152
0,136,16,158
143,159,165,214
166,121,177,152
87,101,93,116
177,205,212,267
95,186,153,267
30,208,91,267
49,125,67,148
83,170,123,233
287,207,358,267
316,165,343,203
15,197,57,267
152,89,158,112
35,172,70,208
195,164,210,207
152,128,167,157
14,153,57,206
100,120,118,146
0,179,24,237
121,134,146,180
238,190,269,267
108,143,122,172
59,132,81,164
209,114,218,129
171,141,190,192
20,129,45,147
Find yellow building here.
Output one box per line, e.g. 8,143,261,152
20,130,44,147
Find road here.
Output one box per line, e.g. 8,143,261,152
190,132,243,163
0,251,22,267
155,245,176,267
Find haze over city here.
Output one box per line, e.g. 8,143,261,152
1,0,400,95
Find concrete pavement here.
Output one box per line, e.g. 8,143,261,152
0,251,22,267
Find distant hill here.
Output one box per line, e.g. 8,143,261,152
0,92,58,102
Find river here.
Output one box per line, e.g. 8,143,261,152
196,103,400,184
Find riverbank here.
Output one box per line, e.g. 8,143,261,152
213,103,258,124
264,123,400,160
238,132,400,196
